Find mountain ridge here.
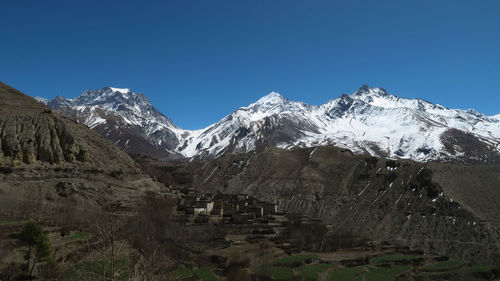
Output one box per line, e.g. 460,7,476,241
36,85,500,163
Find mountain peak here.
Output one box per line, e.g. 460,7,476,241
106,87,131,94
254,91,288,105
353,85,388,96
34,96,49,105
358,84,371,92
260,91,286,100
81,86,131,98
75,87,140,106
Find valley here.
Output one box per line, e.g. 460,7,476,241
1,81,499,281
3,1,499,280
0,0,500,281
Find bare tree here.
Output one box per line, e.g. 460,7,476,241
89,208,128,281
126,196,179,280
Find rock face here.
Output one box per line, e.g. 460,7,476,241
0,114,90,164
40,85,500,163
137,146,500,263
0,110,139,172
0,82,162,213
0,82,139,171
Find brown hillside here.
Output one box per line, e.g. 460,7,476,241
0,82,163,212
137,146,500,264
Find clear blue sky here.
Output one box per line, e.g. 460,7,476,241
1,0,499,129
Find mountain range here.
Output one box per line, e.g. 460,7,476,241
3,80,500,276
36,85,500,162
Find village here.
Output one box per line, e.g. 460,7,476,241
173,186,282,225
170,186,376,256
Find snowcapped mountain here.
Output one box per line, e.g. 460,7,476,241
177,85,500,162
37,87,192,157
38,85,500,162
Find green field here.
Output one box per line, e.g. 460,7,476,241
169,265,193,279
420,259,463,270
271,266,295,280
273,253,319,266
266,251,495,281
361,265,411,281
309,263,336,272
329,266,364,281
295,263,336,281
296,266,318,281
194,267,220,281
371,254,420,264
62,231,91,241
468,264,494,273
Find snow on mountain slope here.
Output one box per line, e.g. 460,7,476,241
178,85,500,162
41,85,500,162
42,87,195,157
34,96,49,104
176,92,325,157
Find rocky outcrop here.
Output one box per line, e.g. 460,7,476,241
0,82,138,171
0,82,162,213
0,113,88,164
0,110,141,173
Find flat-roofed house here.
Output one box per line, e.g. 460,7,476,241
194,201,214,216
263,202,278,215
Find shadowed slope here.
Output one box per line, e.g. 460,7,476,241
137,146,500,264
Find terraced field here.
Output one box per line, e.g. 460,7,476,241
194,268,220,281
168,252,497,281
